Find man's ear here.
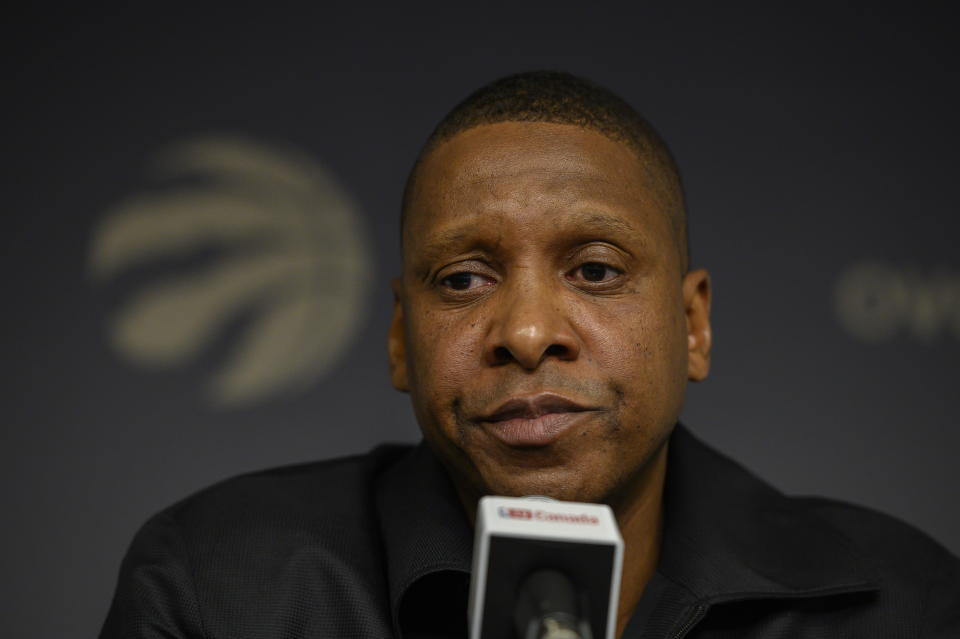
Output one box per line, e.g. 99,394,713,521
388,278,410,392
683,269,712,382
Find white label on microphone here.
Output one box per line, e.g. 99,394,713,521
469,496,624,639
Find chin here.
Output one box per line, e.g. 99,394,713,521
481,465,610,504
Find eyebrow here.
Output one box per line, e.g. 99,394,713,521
414,228,478,264
571,211,640,237
412,210,644,266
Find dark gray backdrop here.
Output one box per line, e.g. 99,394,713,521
4,5,958,638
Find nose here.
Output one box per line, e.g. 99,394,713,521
484,274,581,369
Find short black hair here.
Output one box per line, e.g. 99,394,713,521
402,70,689,270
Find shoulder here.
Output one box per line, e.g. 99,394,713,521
103,445,414,637
120,444,416,588
158,443,413,544
791,496,960,635
792,496,956,574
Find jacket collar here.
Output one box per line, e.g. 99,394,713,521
375,443,473,636
657,426,880,603
375,425,880,635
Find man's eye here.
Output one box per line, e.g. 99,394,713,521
576,262,620,283
441,272,489,290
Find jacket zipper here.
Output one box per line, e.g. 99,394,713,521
669,603,707,639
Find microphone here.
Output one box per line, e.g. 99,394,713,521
468,496,624,639
515,568,589,639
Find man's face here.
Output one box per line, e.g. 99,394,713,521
390,121,710,506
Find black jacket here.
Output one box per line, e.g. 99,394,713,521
100,425,960,638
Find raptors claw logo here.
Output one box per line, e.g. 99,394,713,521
88,137,371,407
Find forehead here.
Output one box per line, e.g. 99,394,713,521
404,121,670,251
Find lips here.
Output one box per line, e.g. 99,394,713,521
478,393,596,447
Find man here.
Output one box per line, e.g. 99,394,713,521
101,71,959,638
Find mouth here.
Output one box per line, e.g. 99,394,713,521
477,393,599,447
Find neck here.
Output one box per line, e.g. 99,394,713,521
608,439,669,638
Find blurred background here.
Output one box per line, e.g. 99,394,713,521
4,4,958,637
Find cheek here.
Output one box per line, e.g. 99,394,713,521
580,300,686,358
577,291,687,383
407,305,484,406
